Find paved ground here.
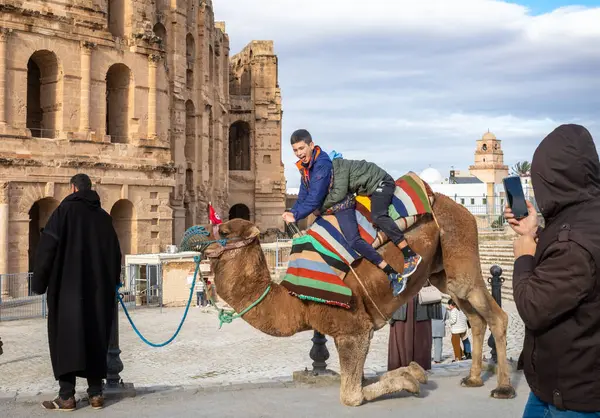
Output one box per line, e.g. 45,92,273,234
0,300,524,399
0,372,531,417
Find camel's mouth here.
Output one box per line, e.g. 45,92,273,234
203,219,261,259
205,241,222,253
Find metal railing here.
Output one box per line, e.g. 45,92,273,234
262,239,292,280
0,273,47,322
0,266,137,321
446,194,539,231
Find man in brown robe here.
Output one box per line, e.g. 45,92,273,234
388,295,442,371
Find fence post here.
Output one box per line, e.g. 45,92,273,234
310,331,330,373
42,293,47,318
487,265,504,363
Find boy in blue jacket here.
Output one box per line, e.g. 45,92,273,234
282,129,333,225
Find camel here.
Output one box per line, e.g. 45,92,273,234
203,192,515,406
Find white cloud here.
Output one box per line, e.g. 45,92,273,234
214,1,600,189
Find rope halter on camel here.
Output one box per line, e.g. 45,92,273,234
180,224,257,258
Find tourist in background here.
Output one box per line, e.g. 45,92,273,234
388,295,443,371
431,303,447,364
447,299,471,361
195,272,206,307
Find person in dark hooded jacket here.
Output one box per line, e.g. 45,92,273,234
504,124,600,415
31,174,122,411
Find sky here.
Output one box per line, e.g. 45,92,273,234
214,0,600,189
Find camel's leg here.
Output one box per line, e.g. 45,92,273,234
362,362,425,402
454,296,487,388
334,333,370,407
461,286,515,399
435,195,515,399
431,270,488,388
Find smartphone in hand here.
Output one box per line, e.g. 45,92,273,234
503,176,529,220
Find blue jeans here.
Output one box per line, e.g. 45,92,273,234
462,337,471,354
523,392,600,417
335,208,384,266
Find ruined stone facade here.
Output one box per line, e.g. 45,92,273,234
228,42,285,231
0,0,285,278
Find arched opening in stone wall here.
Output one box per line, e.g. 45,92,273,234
27,50,61,139
108,0,125,38
240,69,251,96
153,23,167,50
185,169,193,196
105,63,132,144
186,70,193,90
186,34,195,63
229,121,251,171
229,204,250,221
207,105,214,181
184,202,193,230
186,34,195,89
110,199,135,263
28,198,60,273
185,100,196,164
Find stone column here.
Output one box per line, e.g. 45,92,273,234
0,183,10,297
79,41,96,132
147,54,161,139
0,28,13,127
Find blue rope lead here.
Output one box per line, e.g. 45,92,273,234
116,255,202,348
117,228,272,347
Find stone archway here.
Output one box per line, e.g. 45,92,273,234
28,197,60,273
229,121,251,171
105,63,133,144
27,50,62,139
110,199,135,263
229,204,250,221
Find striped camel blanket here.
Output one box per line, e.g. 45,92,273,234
281,172,435,309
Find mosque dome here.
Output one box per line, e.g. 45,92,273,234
482,131,497,140
419,167,443,184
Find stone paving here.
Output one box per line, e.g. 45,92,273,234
0,301,525,398
0,374,531,417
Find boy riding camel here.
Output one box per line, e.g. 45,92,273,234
282,129,422,296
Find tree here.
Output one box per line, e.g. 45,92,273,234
511,161,531,177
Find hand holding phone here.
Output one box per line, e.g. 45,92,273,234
504,200,538,237
503,176,528,219
502,176,537,236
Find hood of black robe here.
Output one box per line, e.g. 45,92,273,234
64,189,102,209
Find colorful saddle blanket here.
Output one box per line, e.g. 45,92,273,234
281,172,435,309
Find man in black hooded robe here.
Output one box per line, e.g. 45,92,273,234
32,173,122,411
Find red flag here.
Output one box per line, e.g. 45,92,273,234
209,203,222,225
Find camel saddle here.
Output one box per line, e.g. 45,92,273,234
281,172,435,309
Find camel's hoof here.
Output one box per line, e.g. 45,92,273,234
340,392,365,407
401,372,421,395
491,385,516,399
460,376,484,388
408,361,428,384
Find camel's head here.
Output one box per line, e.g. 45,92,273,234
205,219,262,258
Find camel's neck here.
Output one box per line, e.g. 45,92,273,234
212,243,309,337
